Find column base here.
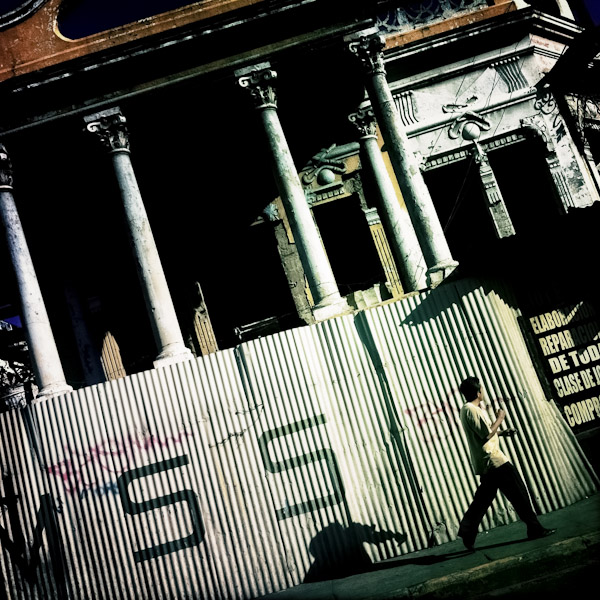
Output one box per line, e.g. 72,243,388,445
33,382,73,402
426,260,459,289
153,345,193,369
312,296,353,322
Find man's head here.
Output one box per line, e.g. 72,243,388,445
459,376,481,403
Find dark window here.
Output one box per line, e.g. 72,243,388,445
57,0,198,39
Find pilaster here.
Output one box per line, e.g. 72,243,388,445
521,88,600,212
449,112,515,238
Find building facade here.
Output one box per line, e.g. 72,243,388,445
1,1,599,598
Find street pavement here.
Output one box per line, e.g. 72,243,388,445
255,493,600,600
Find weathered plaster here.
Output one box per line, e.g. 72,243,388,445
0,0,267,82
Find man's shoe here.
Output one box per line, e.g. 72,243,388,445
457,529,476,551
528,527,556,540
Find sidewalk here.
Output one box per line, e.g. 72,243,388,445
255,493,600,600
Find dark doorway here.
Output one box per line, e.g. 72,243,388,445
312,196,386,296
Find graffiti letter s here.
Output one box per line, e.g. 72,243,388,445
117,455,204,563
258,414,345,520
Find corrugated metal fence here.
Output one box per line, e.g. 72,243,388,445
0,279,597,599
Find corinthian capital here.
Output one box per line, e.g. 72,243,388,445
347,33,386,76
236,63,278,109
84,107,130,152
0,143,13,189
348,106,378,138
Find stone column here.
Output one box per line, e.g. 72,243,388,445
0,144,72,399
349,105,427,292
236,63,350,320
84,108,192,367
347,33,458,287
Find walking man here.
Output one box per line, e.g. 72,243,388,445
457,376,556,551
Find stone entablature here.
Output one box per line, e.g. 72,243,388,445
383,30,600,213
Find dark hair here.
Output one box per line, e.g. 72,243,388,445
459,376,481,402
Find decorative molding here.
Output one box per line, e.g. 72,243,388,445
305,183,346,207
423,149,471,171
520,114,574,211
471,141,515,239
0,0,47,31
448,111,491,141
520,114,555,152
263,203,280,223
363,207,381,226
491,57,529,93
345,174,369,210
442,95,479,114
534,88,559,116
0,143,13,189
347,34,386,76
377,0,488,33
84,107,130,153
423,134,525,171
237,66,278,110
348,106,378,139
301,145,347,186
393,91,419,126
547,153,575,210
484,133,525,150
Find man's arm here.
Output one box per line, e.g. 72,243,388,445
487,409,505,440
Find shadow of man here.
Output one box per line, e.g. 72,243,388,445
303,522,407,583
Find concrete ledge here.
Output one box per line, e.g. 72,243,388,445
406,532,600,599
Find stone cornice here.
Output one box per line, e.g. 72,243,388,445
0,2,372,136
383,11,582,98
383,7,583,67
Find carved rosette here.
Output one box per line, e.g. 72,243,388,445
348,34,386,76
85,110,130,153
238,68,278,109
0,143,13,189
348,106,378,139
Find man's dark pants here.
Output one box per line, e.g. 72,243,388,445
459,462,545,542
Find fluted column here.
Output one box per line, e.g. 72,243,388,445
236,63,350,320
0,144,72,399
84,108,192,367
348,33,458,287
349,106,427,292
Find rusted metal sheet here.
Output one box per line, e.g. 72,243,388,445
0,280,597,599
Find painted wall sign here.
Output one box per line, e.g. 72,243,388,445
527,300,600,431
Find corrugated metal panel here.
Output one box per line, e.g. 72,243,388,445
0,279,597,600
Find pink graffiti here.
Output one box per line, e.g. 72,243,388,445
47,429,193,495
404,400,456,444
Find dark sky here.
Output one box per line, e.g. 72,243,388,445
57,0,198,38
